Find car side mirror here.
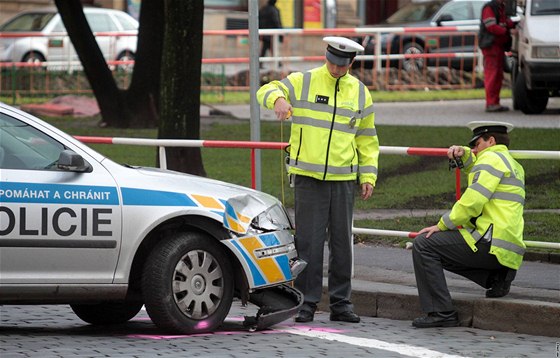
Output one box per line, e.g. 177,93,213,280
57,149,92,172
436,14,454,26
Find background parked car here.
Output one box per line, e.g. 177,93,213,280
0,7,138,68
353,0,519,71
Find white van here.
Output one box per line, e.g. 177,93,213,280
511,0,560,114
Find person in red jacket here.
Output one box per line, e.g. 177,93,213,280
480,0,517,112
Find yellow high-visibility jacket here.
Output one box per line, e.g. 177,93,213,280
437,145,526,269
257,64,379,186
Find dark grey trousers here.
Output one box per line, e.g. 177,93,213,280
412,230,516,313
293,175,355,314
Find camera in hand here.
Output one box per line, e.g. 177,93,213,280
449,157,464,170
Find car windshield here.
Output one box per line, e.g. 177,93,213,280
0,12,55,31
531,0,560,15
386,0,447,24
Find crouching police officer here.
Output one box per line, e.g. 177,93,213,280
412,121,525,328
256,37,379,323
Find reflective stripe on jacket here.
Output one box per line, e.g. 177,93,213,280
437,145,526,269
256,64,379,185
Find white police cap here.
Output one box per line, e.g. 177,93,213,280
323,36,364,66
467,121,514,147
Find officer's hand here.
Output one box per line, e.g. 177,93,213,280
417,224,440,238
361,183,373,200
447,145,465,159
273,97,292,121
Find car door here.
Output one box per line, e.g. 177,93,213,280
0,109,122,284
431,1,480,67
85,11,118,61
46,15,75,65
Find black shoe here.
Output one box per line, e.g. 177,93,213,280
486,280,511,298
295,310,314,323
485,105,509,112
412,311,459,328
330,311,360,323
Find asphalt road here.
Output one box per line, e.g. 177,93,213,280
206,97,560,129
372,98,560,129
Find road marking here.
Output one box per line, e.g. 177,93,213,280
282,327,470,358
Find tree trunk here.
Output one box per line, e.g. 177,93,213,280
124,0,163,128
55,0,124,127
159,0,206,176
56,1,206,175
55,0,163,128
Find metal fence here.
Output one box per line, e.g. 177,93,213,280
0,25,487,103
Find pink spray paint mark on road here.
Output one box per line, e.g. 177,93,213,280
126,316,349,339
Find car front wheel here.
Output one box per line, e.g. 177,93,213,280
402,42,425,72
21,51,46,65
115,51,135,72
514,72,548,114
511,59,519,110
142,231,234,334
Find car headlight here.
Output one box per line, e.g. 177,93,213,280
249,204,293,233
532,46,560,59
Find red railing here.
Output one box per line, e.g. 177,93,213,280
73,134,560,249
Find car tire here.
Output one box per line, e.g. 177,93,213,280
70,301,143,325
514,71,548,114
401,42,424,72
142,231,234,334
511,59,519,110
115,51,135,72
21,51,46,64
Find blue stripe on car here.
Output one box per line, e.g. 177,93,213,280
121,187,197,206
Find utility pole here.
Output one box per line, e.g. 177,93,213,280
248,0,262,190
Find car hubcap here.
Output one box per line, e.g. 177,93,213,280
191,274,206,295
404,46,423,72
26,57,41,65
173,250,224,319
117,54,134,72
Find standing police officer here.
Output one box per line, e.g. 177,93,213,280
412,121,525,328
257,37,379,323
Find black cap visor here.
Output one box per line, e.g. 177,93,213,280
468,134,483,148
326,45,355,66
468,125,509,148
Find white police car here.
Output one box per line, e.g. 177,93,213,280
0,102,304,334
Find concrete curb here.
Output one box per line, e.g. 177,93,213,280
318,280,560,338
524,251,560,264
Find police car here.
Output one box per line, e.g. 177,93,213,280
0,102,304,334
